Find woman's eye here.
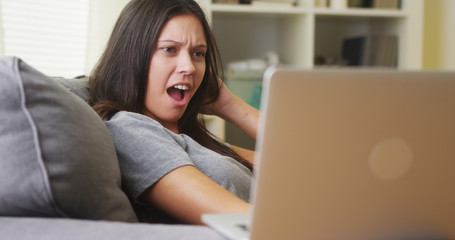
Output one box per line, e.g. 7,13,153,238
193,51,206,59
161,47,177,54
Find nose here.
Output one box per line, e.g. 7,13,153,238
177,52,195,75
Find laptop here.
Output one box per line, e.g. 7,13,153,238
203,68,455,240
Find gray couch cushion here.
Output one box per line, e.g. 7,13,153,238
0,56,137,222
53,76,90,102
0,217,228,240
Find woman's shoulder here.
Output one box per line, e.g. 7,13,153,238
108,111,158,125
106,111,169,134
105,111,186,147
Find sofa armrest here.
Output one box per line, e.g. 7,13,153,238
0,217,228,240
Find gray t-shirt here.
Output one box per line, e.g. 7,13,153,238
105,111,252,204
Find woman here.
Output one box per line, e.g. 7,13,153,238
89,0,259,225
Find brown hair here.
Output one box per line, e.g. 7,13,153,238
89,0,252,170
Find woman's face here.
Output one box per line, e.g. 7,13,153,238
143,14,207,133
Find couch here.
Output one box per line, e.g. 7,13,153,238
0,56,227,240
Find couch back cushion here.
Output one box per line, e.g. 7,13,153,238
0,57,137,222
53,76,90,102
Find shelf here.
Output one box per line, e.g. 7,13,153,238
313,8,406,18
200,0,423,141
211,4,307,15
210,4,405,17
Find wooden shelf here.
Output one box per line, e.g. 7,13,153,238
211,4,306,15
313,8,406,18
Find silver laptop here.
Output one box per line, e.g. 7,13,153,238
203,68,455,240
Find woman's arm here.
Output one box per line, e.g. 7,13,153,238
139,165,250,225
204,80,259,140
204,80,259,163
231,145,255,165
203,81,259,164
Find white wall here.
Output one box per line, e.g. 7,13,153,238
441,0,455,69
85,0,129,74
0,1,4,56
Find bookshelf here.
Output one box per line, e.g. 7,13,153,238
197,0,423,142
199,0,423,69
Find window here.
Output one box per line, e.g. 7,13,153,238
0,0,90,77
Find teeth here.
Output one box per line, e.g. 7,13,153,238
174,85,188,90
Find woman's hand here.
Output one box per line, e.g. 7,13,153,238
201,78,235,117
202,79,259,140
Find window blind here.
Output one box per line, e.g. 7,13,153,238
1,0,90,77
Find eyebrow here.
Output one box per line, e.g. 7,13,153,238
158,39,207,49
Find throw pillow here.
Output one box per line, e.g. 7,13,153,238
0,56,137,222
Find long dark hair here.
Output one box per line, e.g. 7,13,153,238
89,0,252,170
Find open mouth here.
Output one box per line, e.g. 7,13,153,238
167,84,189,102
